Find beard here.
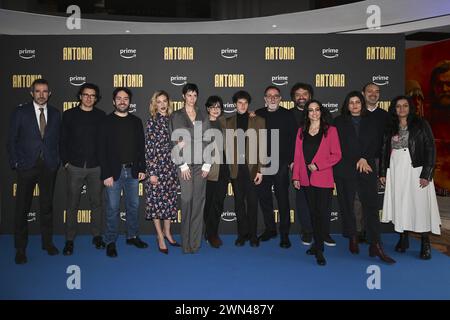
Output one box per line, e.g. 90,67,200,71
115,104,129,113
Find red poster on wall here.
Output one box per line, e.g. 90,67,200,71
406,39,450,196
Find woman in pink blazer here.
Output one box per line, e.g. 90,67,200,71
292,100,342,266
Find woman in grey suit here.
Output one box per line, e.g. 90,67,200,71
169,83,211,254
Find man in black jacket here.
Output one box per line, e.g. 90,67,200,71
7,79,61,264
98,87,147,257
60,83,106,256
357,82,390,243
256,86,296,248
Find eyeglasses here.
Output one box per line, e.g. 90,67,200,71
265,95,281,99
81,93,96,99
208,105,221,110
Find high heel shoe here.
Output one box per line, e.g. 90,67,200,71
395,232,409,253
157,238,168,255
369,243,396,264
164,236,181,247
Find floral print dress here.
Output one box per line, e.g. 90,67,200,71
144,114,179,220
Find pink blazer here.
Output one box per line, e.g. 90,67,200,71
292,126,342,188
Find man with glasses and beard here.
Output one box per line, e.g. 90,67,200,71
98,87,148,258
255,86,296,248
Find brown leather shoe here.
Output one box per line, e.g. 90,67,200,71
369,243,396,264
207,235,221,248
349,236,359,254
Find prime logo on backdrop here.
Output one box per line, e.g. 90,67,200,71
1,34,403,234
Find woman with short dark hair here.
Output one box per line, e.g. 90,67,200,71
334,91,395,264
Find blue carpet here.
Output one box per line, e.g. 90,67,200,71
1,234,449,300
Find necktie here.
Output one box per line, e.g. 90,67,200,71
39,107,46,138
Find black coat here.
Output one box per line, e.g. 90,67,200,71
379,118,436,180
333,114,379,179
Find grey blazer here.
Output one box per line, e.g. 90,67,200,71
169,106,211,167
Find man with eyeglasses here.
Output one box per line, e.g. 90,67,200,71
60,83,107,255
255,86,297,248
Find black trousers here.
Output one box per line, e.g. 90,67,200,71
304,186,332,252
335,172,381,244
204,164,229,237
65,164,103,241
295,187,313,234
14,158,57,249
231,165,258,239
256,164,291,235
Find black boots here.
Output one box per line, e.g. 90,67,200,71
420,233,432,260
395,232,409,253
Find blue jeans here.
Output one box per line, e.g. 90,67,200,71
104,168,139,244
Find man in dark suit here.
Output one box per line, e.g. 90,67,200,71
7,78,61,264
225,90,265,247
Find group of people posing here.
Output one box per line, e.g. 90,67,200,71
7,79,441,266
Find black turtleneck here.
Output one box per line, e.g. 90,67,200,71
236,112,249,131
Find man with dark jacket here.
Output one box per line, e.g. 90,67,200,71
7,79,61,264
256,86,296,248
98,87,147,257
60,83,106,256
357,82,390,243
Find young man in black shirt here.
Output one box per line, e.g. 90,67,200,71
98,87,147,257
60,83,106,255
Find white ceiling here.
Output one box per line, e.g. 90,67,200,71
0,0,449,35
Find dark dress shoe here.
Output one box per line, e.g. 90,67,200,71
369,243,396,264
106,243,118,257
126,236,148,248
249,237,260,247
164,236,181,247
235,237,247,247
349,236,360,254
15,249,27,264
395,232,409,253
420,234,432,260
42,244,59,256
315,250,327,266
280,234,291,248
258,230,277,242
63,241,74,256
92,236,106,249
207,235,221,248
306,247,316,255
